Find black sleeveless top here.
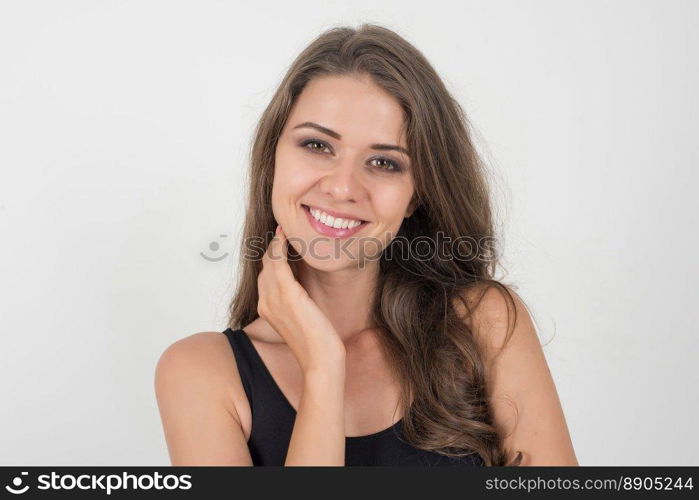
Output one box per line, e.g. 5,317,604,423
222,328,485,466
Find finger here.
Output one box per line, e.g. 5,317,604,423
278,225,288,260
269,225,295,281
261,225,279,269
278,225,297,278
267,224,286,263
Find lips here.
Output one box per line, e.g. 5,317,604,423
302,204,367,223
301,204,368,239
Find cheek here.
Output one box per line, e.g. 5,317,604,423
370,184,414,224
271,155,319,223
273,153,318,198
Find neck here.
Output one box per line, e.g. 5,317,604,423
294,259,379,344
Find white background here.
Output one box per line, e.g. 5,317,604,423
1,0,697,465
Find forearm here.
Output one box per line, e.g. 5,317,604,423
284,360,346,466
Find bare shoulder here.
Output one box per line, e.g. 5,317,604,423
154,331,253,465
454,284,535,360
154,331,248,428
454,284,578,465
156,332,233,379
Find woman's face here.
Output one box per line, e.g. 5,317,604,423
272,73,416,271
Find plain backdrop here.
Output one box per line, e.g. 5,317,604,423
1,0,697,466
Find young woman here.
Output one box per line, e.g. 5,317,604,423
155,24,578,466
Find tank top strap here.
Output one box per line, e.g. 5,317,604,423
221,327,297,464
221,328,296,416
221,328,258,406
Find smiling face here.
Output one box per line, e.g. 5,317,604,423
272,73,416,271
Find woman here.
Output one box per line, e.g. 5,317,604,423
155,23,578,466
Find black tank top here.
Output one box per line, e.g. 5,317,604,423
222,328,486,466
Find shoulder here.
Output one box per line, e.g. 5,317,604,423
455,284,578,465
154,331,245,424
454,283,537,361
154,331,255,464
155,331,232,377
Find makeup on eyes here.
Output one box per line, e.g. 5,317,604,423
297,137,404,173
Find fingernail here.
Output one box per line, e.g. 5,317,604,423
275,225,280,235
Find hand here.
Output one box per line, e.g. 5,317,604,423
256,225,346,374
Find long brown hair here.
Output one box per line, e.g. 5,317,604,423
227,23,523,466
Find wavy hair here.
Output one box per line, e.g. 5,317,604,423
227,23,523,466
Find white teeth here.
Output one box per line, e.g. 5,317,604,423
308,206,363,230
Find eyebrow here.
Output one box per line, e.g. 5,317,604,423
292,121,410,156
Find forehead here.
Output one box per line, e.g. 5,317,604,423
287,74,407,146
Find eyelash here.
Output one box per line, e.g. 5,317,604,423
298,138,403,173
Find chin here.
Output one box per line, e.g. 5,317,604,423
298,254,363,273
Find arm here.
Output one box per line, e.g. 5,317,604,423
464,286,579,466
154,332,253,465
284,357,347,466
256,225,348,465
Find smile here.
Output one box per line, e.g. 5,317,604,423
301,204,368,239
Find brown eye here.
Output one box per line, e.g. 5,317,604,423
370,157,402,172
300,139,331,154
299,139,403,173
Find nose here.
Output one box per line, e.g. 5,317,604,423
318,155,367,203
